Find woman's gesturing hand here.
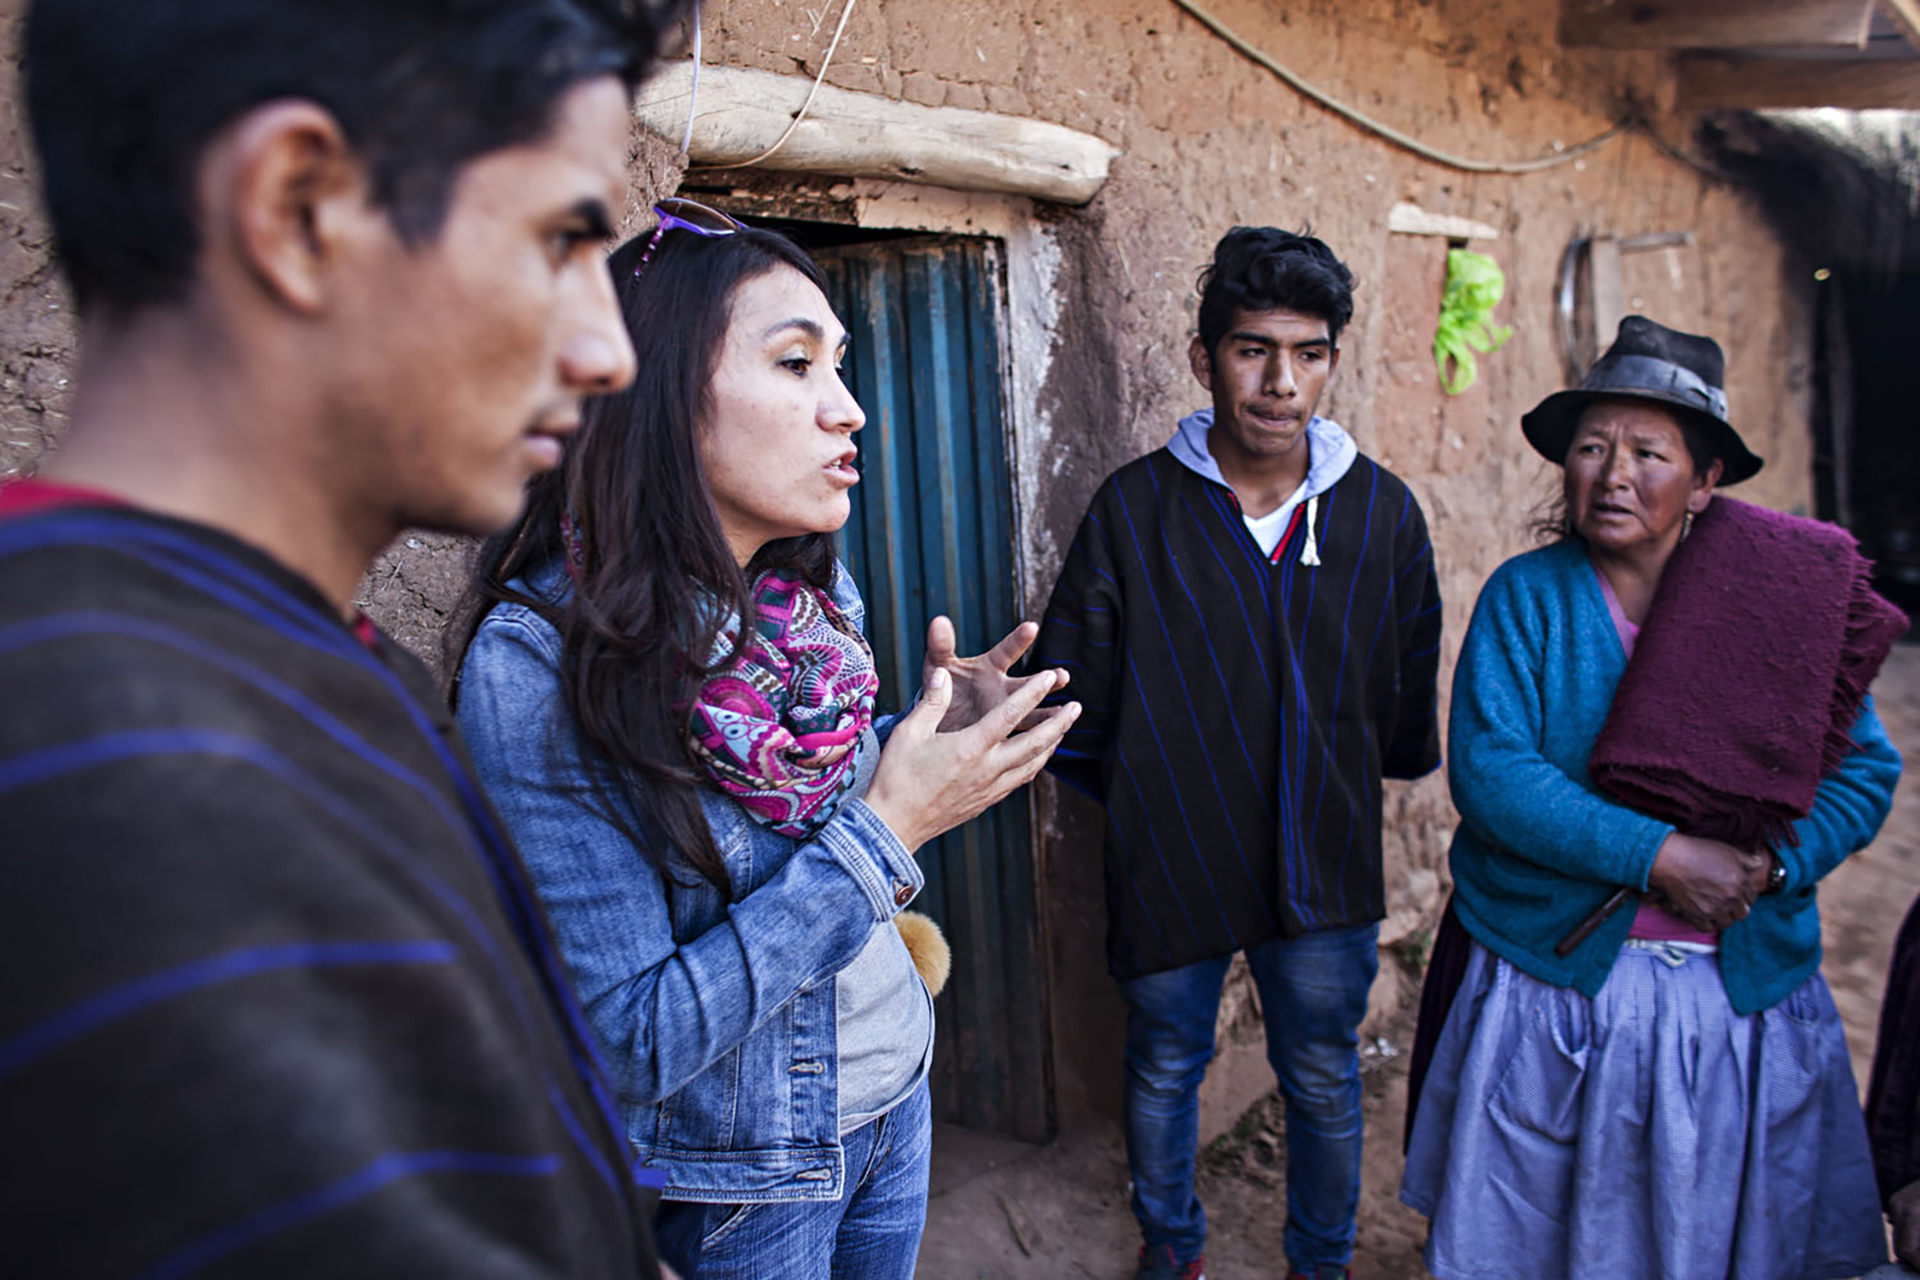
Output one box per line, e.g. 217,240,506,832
921,615,1048,733
1647,834,1764,932
863,666,1080,855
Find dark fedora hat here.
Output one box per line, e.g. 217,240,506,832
1521,315,1763,485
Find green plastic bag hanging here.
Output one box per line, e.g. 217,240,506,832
1433,248,1513,396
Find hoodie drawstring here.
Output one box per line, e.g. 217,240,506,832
1299,495,1322,567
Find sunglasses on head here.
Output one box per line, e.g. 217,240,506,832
634,197,748,278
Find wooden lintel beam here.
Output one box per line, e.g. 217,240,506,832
1562,0,1874,50
1676,51,1920,107
632,63,1119,206
1882,0,1920,50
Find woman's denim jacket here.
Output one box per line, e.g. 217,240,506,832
456,562,921,1204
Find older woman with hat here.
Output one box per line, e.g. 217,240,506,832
1398,316,1907,1279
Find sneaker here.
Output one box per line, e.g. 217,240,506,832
1285,1269,1350,1280
1135,1243,1205,1280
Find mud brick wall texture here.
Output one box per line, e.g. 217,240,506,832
1,0,1817,1129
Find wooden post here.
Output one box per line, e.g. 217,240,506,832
1589,236,1625,369
1825,284,1856,530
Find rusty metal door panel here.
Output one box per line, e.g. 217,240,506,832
815,236,1052,1142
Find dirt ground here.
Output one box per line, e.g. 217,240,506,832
916,641,1920,1279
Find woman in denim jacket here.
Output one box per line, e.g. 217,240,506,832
452,207,1077,1280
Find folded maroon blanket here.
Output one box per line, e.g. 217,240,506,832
1589,497,1909,851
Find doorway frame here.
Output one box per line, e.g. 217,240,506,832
675,175,1070,1140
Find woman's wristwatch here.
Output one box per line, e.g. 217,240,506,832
1765,853,1787,895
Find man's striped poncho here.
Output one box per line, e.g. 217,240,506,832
1037,446,1442,979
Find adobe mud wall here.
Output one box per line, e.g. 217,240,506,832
2,0,1817,1139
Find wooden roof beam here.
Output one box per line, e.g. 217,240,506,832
1675,51,1920,107
1562,0,1876,50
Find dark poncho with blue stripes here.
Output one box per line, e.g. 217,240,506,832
1037,447,1442,979
0,503,662,1278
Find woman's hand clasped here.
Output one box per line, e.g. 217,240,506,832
1647,834,1769,932
864,640,1079,855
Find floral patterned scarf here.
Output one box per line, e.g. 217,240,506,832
680,570,880,838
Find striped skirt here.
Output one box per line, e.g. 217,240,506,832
1400,940,1888,1280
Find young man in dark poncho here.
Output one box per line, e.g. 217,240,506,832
0,2,688,1275
1036,227,1442,1280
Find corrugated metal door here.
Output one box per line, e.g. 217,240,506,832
814,236,1052,1142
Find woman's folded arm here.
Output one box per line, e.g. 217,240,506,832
1448,563,1673,890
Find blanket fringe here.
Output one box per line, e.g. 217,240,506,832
1829,556,1910,779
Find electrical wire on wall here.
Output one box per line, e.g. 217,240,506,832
681,0,861,172
674,0,1706,184
678,0,702,155
1168,0,1623,176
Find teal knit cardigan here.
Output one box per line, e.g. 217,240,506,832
1448,538,1902,1015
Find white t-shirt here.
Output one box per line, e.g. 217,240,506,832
1243,479,1310,557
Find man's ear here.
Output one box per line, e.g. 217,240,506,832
1188,334,1214,394
205,101,379,315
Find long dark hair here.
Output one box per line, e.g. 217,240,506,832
454,224,837,895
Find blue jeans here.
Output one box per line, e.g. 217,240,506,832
653,1078,932,1280
1118,924,1379,1274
